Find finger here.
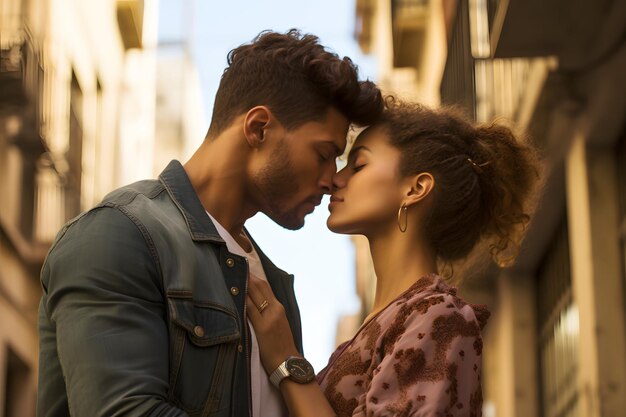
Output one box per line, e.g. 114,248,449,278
248,274,273,297
246,295,262,322
247,281,267,313
247,274,276,309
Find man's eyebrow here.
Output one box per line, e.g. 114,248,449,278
320,141,343,157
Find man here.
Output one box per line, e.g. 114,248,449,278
37,30,383,417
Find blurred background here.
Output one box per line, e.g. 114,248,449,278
1,0,625,416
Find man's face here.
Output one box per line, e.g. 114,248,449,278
252,107,349,230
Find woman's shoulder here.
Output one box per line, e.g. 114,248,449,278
384,274,490,337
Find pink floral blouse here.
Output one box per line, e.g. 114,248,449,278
317,274,490,417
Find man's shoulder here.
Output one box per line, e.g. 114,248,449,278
101,178,165,207
49,178,168,250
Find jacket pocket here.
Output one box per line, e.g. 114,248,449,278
167,296,240,416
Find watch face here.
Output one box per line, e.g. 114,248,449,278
286,357,315,384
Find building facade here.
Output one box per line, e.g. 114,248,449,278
349,1,626,416
0,1,158,415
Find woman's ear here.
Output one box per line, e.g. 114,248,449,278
243,106,272,147
404,172,435,207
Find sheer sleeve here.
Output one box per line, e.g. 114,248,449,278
352,294,485,417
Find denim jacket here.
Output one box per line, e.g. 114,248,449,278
37,160,303,417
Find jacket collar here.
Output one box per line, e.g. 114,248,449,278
159,161,300,349
159,160,293,280
159,160,225,243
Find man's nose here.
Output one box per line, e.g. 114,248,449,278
331,167,348,191
319,160,339,194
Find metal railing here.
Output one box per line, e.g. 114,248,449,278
441,0,546,123
474,57,535,122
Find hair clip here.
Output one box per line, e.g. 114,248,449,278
467,158,491,168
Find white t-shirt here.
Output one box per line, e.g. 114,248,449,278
207,212,287,417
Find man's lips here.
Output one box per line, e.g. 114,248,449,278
302,196,323,213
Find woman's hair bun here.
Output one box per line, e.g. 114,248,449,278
378,100,542,268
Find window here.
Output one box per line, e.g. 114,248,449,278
536,217,580,417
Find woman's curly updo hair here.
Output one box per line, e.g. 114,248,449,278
207,29,384,137
378,99,541,267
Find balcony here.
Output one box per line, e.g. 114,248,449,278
1,4,42,130
0,47,27,107
0,136,73,263
117,0,145,50
392,0,428,31
391,0,429,67
355,0,375,54
474,57,555,125
0,5,70,264
441,0,554,129
1,9,28,109
488,0,623,71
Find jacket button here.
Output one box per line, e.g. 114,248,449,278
193,325,205,337
230,287,239,296
238,344,243,352
226,258,235,267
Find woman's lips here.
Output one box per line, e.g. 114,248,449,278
328,195,343,210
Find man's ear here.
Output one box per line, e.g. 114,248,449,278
243,106,272,147
404,172,435,208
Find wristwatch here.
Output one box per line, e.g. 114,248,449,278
269,356,315,388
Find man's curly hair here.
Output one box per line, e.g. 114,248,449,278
207,29,383,137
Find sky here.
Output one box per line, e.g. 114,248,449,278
158,0,378,370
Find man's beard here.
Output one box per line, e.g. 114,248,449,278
255,142,305,230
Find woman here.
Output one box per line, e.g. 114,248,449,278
246,100,540,417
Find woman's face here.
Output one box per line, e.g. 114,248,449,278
327,126,408,235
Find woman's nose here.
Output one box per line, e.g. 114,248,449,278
332,167,348,190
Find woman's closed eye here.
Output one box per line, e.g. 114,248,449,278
352,157,367,172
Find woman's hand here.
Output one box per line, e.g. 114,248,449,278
246,274,300,374
247,274,339,417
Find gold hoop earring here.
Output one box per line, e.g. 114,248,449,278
397,204,408,233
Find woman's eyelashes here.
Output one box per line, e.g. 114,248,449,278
352,162,366,172
351,156,366,172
